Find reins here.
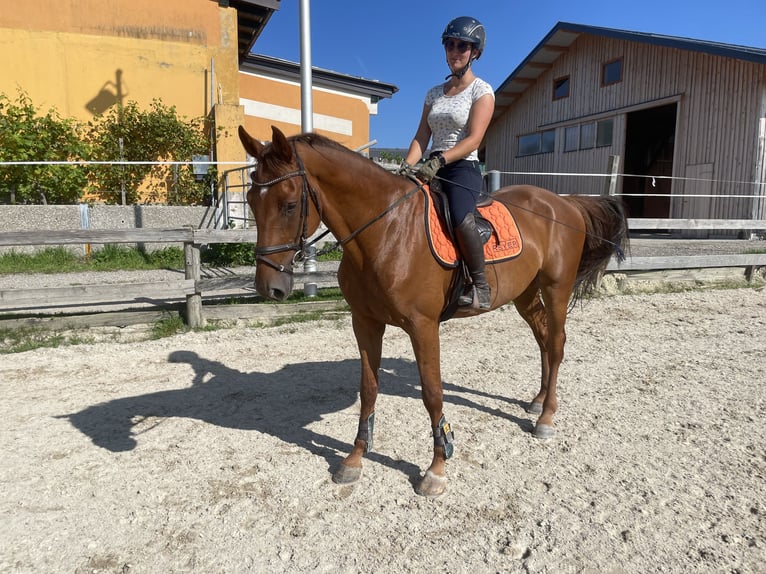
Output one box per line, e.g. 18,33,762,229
434,174,627,260
335,183,424,248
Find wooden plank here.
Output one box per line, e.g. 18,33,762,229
627,219,766,230
197,271,338,292
614,268,747,282
0,279,195,310
0,309,182,330
1,221,762,249
607,254,766,271
0,228,193,246
193,229,259,243
203,301,348,323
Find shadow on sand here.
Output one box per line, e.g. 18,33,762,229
64,350,534,482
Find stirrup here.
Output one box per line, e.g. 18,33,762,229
457,285,473,306
458,284,490,309
476,285,491,309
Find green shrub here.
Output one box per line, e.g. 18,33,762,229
201,243,255,266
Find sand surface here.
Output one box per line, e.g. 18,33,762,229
1,287,765,573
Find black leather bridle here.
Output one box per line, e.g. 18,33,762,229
249,147,322,275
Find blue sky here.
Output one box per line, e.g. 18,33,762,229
253,0,766,149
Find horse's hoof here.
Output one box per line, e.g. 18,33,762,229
415,470,447,497
332,464,362,484
527,402,543,415
533,423,555,439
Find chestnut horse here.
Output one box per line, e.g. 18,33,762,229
238,125,628,496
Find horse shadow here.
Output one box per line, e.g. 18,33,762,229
63,350,534,482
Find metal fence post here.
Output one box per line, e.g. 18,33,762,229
604,155,621,196
486,170,501,194
303,245,317,297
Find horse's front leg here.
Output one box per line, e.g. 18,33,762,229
332,312,385,485
409,320,453,497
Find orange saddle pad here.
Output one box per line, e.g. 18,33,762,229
423,187,523,268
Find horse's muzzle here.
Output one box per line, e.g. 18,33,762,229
255,271,293,302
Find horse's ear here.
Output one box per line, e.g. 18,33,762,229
270,125,293,163
238,125,264,158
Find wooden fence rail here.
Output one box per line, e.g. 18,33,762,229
1,219,765,327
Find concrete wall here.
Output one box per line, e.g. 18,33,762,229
0,205,217,254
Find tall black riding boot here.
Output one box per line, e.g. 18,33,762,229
454,213,491,309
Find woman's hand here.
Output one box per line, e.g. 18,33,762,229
416,156,442,182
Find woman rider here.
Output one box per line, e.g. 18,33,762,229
401,16,494,309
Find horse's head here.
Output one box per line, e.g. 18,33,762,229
238,125,322,301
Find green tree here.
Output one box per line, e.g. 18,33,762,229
86,100,212,205
0,91,90,204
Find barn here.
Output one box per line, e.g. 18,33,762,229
484,22,766,226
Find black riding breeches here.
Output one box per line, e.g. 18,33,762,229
435,159,483,226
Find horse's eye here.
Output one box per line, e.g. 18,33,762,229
285,202,298,215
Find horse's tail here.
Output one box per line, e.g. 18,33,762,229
566,195,630,306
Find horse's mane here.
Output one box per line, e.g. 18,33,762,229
290,132,396,178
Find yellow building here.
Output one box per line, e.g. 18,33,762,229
0,0,397,200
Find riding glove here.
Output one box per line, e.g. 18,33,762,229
415,156,443,182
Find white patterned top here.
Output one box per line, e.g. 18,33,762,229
425,78,494,162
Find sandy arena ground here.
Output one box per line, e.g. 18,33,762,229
1,287,765,573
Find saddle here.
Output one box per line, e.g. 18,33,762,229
422,186,522,268
421,185,523,321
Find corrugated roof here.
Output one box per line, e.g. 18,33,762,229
493,21,766,120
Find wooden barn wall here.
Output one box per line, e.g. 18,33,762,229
485,35,766,221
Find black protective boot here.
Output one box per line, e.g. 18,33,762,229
454,213,491,309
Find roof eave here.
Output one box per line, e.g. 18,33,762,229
241,54,399,99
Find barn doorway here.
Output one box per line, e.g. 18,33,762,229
622,103,677,218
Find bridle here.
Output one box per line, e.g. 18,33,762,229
249,148,321,275
250,143,424,275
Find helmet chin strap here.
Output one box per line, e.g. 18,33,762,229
444,54,476,81
445,64,468,80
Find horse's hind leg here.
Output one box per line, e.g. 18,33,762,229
513,284,550,414
514,282,567,439
332,312,385,485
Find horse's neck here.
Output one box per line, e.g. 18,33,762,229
305,146,412,249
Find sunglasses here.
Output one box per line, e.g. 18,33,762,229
444,39,473,53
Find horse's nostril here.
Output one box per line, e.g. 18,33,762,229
270,289,286,301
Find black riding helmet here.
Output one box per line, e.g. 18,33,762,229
441,16,486,59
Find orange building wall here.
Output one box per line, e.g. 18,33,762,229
239,73,373,150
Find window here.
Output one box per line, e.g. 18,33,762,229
518,134,541,156
564,126,579,152
518,129,556,156
602,58,623,86
557,119,612,153
596,119,614,147
541,130,555,153
580,122,595,149
553,76,570,100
